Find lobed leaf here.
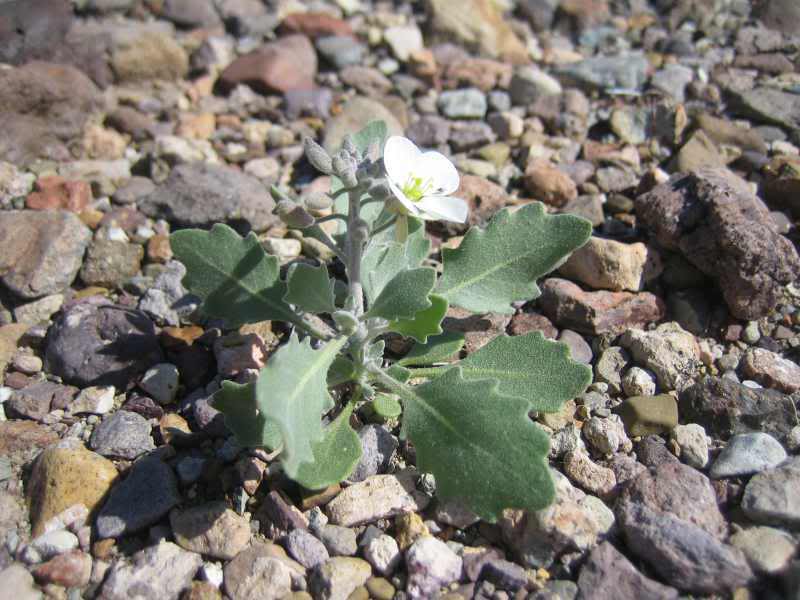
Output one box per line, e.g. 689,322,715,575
372,394,402,419
170,223,297,327
285,263,336,314
396,368,554,521
389,294,449,343
255,334,347,478
365,267,436,321
436,202,592,314
213,381,282,450
294,405,361,490
397,331,466,367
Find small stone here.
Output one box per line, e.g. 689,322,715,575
405,536,463,600
13,294,64,325
28,529,79,560
650,64,694,103
363,534,401,576
559,237,659,292
582,415,631,455
741,456,800,528
480,558,528,591
220,34,315,93
309,557,371,600
671,423,709,469
257,490,308,536
557,329,592,364
32,550,92,588
365,577,395,600
0,564,42,600
741,347,800,393
729,526,797,574
395,512,430,551
621,366,657,397
523,159,577,208
349,425,398,483
384,25,423,61
556,53,649,92
615,394,678,437
619,322,700,391
26,176,91,212
100,541,202,600
171,501,251,560
90,410,155,459
323,96,404,154
96,455,180,539
326,472,430,527
316,35,365,69
285,528,329,569
223,542,296,600
111,30,189,83
710,432,787,479
139,363,180,405
438,88,487,119
674,130,726,173
563,449,616,498
318,524,358,556
434,496,480,529
509,65,562,105
594,347,628,395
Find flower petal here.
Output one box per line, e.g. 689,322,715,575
388,179,422,216
415,150,460,195
383,136,420,188
416,195,469,223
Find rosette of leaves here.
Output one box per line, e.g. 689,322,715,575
170,121,593,521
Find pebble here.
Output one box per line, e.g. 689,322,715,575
363,533,401,576
559,237,657,293
741,347,800,393
170,501,251,560
741,456,800,528
318,523,358,556
710,432,787,479
509,65,562,105
383,25,423,61
563,449,616,498
582,415,631,455
523,159,577,208
621,366,657,397
111,28,189,83
671,423,709,469
138,260,197,326
730,526,797,574
96,454,180,539
556,52,650,92
366,577,395,600
139,363,180,405
90,410,155,459
326,472,429,527
316,35,365,69
615,394,678,437
100,541,202,600
223,542,297,600
0,563,42,600
13,294,64,325
220,34,316,94
405,536,463,600
309,557,371,600
27,529,79,561
80,239,143,288
349,424,398,483
285,528,330,569
395,512,429,551
438,88,487,119
31,550,92,588
68,385,115,416
322,96,404,154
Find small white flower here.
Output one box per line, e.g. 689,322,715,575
382,136,468,224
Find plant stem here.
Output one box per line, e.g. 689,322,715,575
370,216,397,237
403,366,452,379
315,213,348,225
346,187,365,318
395,214,408,243
307,224,346,263
291,314,333,341
368,365,409,397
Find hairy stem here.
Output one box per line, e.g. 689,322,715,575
402,366,451,379
307,224,346,263
395,214,409,243
370,215,397,237
315,213,349,225
346,187,365,317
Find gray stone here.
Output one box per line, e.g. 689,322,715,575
96,455,181,538
621,366,657,397
161,0,221,28
741,456,800,528
671,423,709,469
730,526,797,574
318,523,358,557
619,322,700,391
730,86,800,134
138,260,198,326
326,472,430,527
223,542,297,600
80,239,143,288
438,88,487,119
449,121,497,152
100,541,202,600
284,528,329,569
90,410,155,459
650,64,694,103
594,346,629,395
405,536,462,599
170,501,251,560
555,52,650,92
0,211,91,299
480,558,528,591
139,363,180,405
349,425,398,483
139,162,279,233
13,294,64,325
316,35,365,70
309,557,371,600
0,563,42,600
557,330,592,364
5,381,73,422
710,432,788,479
28,530,79,560
509,65,562,105
363,533,400,576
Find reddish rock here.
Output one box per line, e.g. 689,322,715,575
508,312,558,339
441,58,512,92
26,176,92,212
219,34,317,94
635,168,800,320
279,12,354,39
538,278,665,335
32,550,92,588
442,307,511,354
0,420,58,464
741,347,800,393
455,175,510,228
523,158,577,208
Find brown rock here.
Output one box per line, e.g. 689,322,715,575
741,347,800,393
26,176,92,212
170,501,251,560
279,12,354,39
755,0,800,36
734,52,796,74
539,278,665,335
0,420,58,468
674,130,726,173
523,159,577,207
635,168,800,319
563,450,616,499
442,307,511,354
32,550,92,588
111,30,189,82
508,312,558,338
455,174,510,228
559,237,660,292
441,58,513,92
219,35,317,94
695,113,767,154
147,234,173,263
0,323,29,375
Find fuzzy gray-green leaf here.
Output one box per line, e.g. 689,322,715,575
365,267,436,321
213,381,282,450
398,331,465,367
294,405,361,490
436,202,592,314
285,263,336,313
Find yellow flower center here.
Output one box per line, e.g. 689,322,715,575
401,175,433,202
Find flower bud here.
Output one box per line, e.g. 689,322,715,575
341,135,358,158
304,191,334,212
351,218,369,244
332,310,359,335
276,200,315,229
332,151,359,188
368,180,392,201
303,137,333,174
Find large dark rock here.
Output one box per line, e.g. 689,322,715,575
138,162,279,233
0,0,73,65
635,168,800,319
44,298,164,388
679,376,799,445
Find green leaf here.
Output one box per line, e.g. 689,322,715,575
294,404,361,490
256,334,347,478
395,368,554,521
373,394,402,419
458,333,591,413
285,263,336,314
213,381,282,450
328,356,356,387
351,120,388,158
386,364,411,383
365,267,436,321
170,223,298,327
436,202,592,314
361,219,430,304
389,294,449,343
398,331,466,367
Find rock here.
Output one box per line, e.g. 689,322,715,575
323,96,404,154
405,536,462,599
96,454,181,539
394,512,429,551
27,444,118,537
508,311,558,339
349,425,398,483
523,159,577,208
741,347,800,393
729,86,800,135
614,394,678,438
480,558,528,591
582,416,631,455
710,432,787,479
26,176,91,212
27,529,79,560
279,13,354,39
594,346,629,395
427,0,529,64
0,420,59,471
80,239,143,288
223,542,298,600
318,524,358,557
13,293,64,325
674,130,726,173
449,121,496,152
138,363,180,405
555,53,650,92
138,260,197,327
559,237,659,292
741,456,800,528
310,557,371,600
678,376,798,445
365,577,395,600
171,502,251,560
453,175,509,229
285,529,329,569
438,88,487,119
111,29,188,82
696,113,767,154
316,35,365,69
0,0,73,64
539,278,665,336
576,542,679,600
0,564,41,600
383,25,423,61
671,423,709,469
101,541,202,600
555,329,591,364
31,550,92,588
326,472,429,526
635,168,800,320
650,63,693,103
363,533,401,576
0,211,91,299
755,0,800,35
563,449,616,498
619,323,700,390
219,35,316,94
730,526,798,574
509,66,562,105
442,308,511,354
6,381,74,422
45,299,163,388
161,0,221,28
500,470,614,568
621,366,657,397
617,502,752,594
0,161,35,203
